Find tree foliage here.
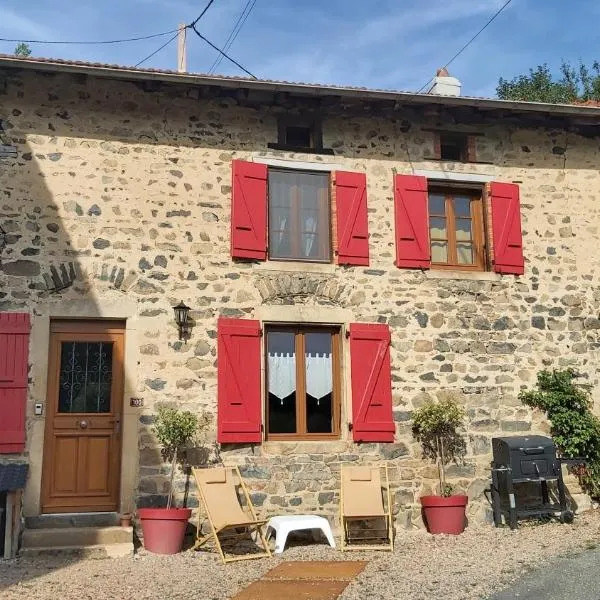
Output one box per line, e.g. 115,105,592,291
14,43,32,57
497,61,600,103
412,397,467,497
519,369,600,498
153,406,211,508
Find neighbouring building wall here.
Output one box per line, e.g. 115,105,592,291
1,70,599,527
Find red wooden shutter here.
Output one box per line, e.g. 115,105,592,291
394,174,430,269
217,318,262,443
349,323,394,442
0,313,30,453
335,171,369,266
490,182,524,275
231,159,268,260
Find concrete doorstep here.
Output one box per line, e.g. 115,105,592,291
20,525,134,558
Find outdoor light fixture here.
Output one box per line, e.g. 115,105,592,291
173,301,191,341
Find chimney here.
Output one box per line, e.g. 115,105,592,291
428,67,461,96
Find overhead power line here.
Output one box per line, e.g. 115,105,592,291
134,0,215,69
0,29,179,46
416,0,513,93
209,0,257,74
190,0,216,27
191,24,257,79
134,31,181,68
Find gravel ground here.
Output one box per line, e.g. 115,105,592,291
1,512,599,600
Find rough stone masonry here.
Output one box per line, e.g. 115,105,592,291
0,66,599,530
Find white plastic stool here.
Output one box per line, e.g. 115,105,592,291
265,515,336,554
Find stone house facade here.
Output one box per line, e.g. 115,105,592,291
1,55,599,535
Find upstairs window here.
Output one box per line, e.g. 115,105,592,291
268,169,331,262
428,187,486,270
268,116,333,154
432,132,477,162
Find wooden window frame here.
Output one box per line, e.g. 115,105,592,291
268,116,334,155
430,131,478,163
429,185,488,272
265,325,341,441
267,168,333,264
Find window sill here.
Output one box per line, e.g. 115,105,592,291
261,439,348,455
254,261,337,274
424,269,504,282
413,168,496,183
267,143,335,155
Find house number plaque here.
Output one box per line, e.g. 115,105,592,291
130,397,144,407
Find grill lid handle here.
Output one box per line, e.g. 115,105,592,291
522,446,545,455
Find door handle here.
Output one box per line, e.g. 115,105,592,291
79,420,89,429
109,418,121,434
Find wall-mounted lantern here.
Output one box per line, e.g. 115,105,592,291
173,301,191,341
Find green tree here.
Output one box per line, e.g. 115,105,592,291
497,61,600,103
14,43,32,57
519,369,600,498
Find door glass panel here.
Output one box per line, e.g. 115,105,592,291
58,342,113,413
267,331,296,433
304,332,333,434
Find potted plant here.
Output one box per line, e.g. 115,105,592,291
137,406,199,554
412,396,468,534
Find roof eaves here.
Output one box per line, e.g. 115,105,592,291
2,55,600,119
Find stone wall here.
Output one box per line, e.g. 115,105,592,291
1,69,599,528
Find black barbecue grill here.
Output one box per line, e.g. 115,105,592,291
490,435,574,529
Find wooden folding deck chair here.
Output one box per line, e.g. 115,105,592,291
340,464,394,551
192,466,271,564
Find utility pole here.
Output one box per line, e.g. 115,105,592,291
177,23,187,73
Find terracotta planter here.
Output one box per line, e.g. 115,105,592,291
138,507,192,554
119,513,132,528
420,495,468,535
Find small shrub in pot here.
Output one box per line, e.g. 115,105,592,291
412,396,468,534
137,406,210,554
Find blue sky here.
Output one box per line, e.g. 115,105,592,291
0,0,598,97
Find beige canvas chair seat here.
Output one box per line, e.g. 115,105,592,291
192,466,271,564
340,465,393,551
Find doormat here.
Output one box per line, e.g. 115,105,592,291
230,561,368,600
264,560,368,580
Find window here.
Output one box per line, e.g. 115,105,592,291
428,187,486,270
268,116,333,154
268,169,331,262
432,132,477,162
266,326,340,440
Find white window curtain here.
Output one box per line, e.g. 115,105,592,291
303,216,317,256
268,352,296,400
305,351,332,400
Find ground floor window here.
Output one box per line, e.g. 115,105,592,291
266,325,341,439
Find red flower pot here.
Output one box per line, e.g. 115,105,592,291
420,495,468,535
138,507,192,554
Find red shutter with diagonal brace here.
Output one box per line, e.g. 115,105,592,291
0,313,30,453
231,159,268,260
217,318,262,443
490,182,524,275
394,174,430,269
349,323,394,442
335,171,369,266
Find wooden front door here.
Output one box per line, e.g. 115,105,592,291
41,320,125,513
